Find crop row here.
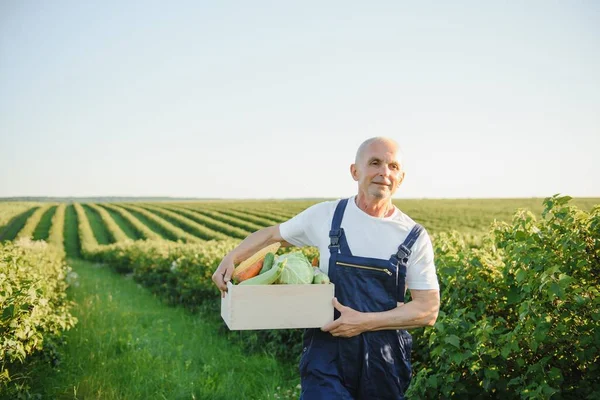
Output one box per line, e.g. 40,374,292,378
47,204,66,254
103,203,163,240
133,203,227,241
189,205,281,228
0,234,76,396
155,204,253,239
87,203,130,243
16,204,55,240
0,202,41,230
0,200,302,247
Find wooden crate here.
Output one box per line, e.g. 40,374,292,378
221,281,335,330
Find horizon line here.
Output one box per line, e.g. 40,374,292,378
1,194,598,202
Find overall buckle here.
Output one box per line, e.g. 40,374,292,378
395,244,411,263
328,229,342,249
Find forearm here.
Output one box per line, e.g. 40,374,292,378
364,291,440,331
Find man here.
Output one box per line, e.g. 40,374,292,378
213,137,440,399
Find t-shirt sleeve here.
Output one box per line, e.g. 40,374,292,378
279,202,329,247
406,230,440,291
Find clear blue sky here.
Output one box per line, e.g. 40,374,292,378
1,1,598,199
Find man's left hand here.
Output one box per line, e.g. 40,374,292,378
321,298,368,338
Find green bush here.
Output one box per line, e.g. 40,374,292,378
96,239,239,305
0,239,77,396
408,195,600,399
95,239,318,311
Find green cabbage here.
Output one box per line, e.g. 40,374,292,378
273,252,314,284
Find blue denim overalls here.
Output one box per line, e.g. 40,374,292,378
299,198,424,399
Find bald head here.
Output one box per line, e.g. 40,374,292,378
350,136,406,202
355,137,402,165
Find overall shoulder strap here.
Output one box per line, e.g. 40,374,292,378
393,223,424,302
328,198,352,255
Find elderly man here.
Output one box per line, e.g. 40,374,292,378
213,137,440,399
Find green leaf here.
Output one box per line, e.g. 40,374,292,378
2,304,15,320
548,367,563,382
484,369,500,381
427,375,438,388
501,343,512,358
444,335,461,349
516,358,525,367
507,286,520,304
515,269,527,283
534,323,550,343
558,274,573,287
531,338,539,351
508,377,522,387
515,231,527,241
450,352,465,364
550,282,562,298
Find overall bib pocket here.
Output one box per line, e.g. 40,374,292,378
334,253,397,312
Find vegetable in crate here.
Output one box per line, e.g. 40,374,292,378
312,267,330,284
232,242,281,283
239,258,287,285
259,252,275,275
273,252,314,284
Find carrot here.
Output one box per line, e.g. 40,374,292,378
231,243,280,283
233,259,264,283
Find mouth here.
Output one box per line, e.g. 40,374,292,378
372,182,391,189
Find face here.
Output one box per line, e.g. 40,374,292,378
350,140,405,200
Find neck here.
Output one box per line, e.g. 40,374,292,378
354,194,394,218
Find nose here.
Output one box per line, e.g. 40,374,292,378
378,164,393,177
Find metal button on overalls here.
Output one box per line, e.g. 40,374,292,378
299,198,423,400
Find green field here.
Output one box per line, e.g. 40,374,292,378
1,197,598,399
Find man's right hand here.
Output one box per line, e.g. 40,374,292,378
212,255,235,298
211,226,286,298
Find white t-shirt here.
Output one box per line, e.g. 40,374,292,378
279,197,440,291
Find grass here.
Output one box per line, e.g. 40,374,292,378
64,205,81,259
32,205,57,241
29,259,300,400
82,204,113,245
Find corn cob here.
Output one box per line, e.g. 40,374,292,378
232,242,281,283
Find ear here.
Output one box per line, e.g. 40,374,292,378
350,164,359,181
397,171,406,186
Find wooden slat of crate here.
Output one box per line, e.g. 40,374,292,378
221,281,335,330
